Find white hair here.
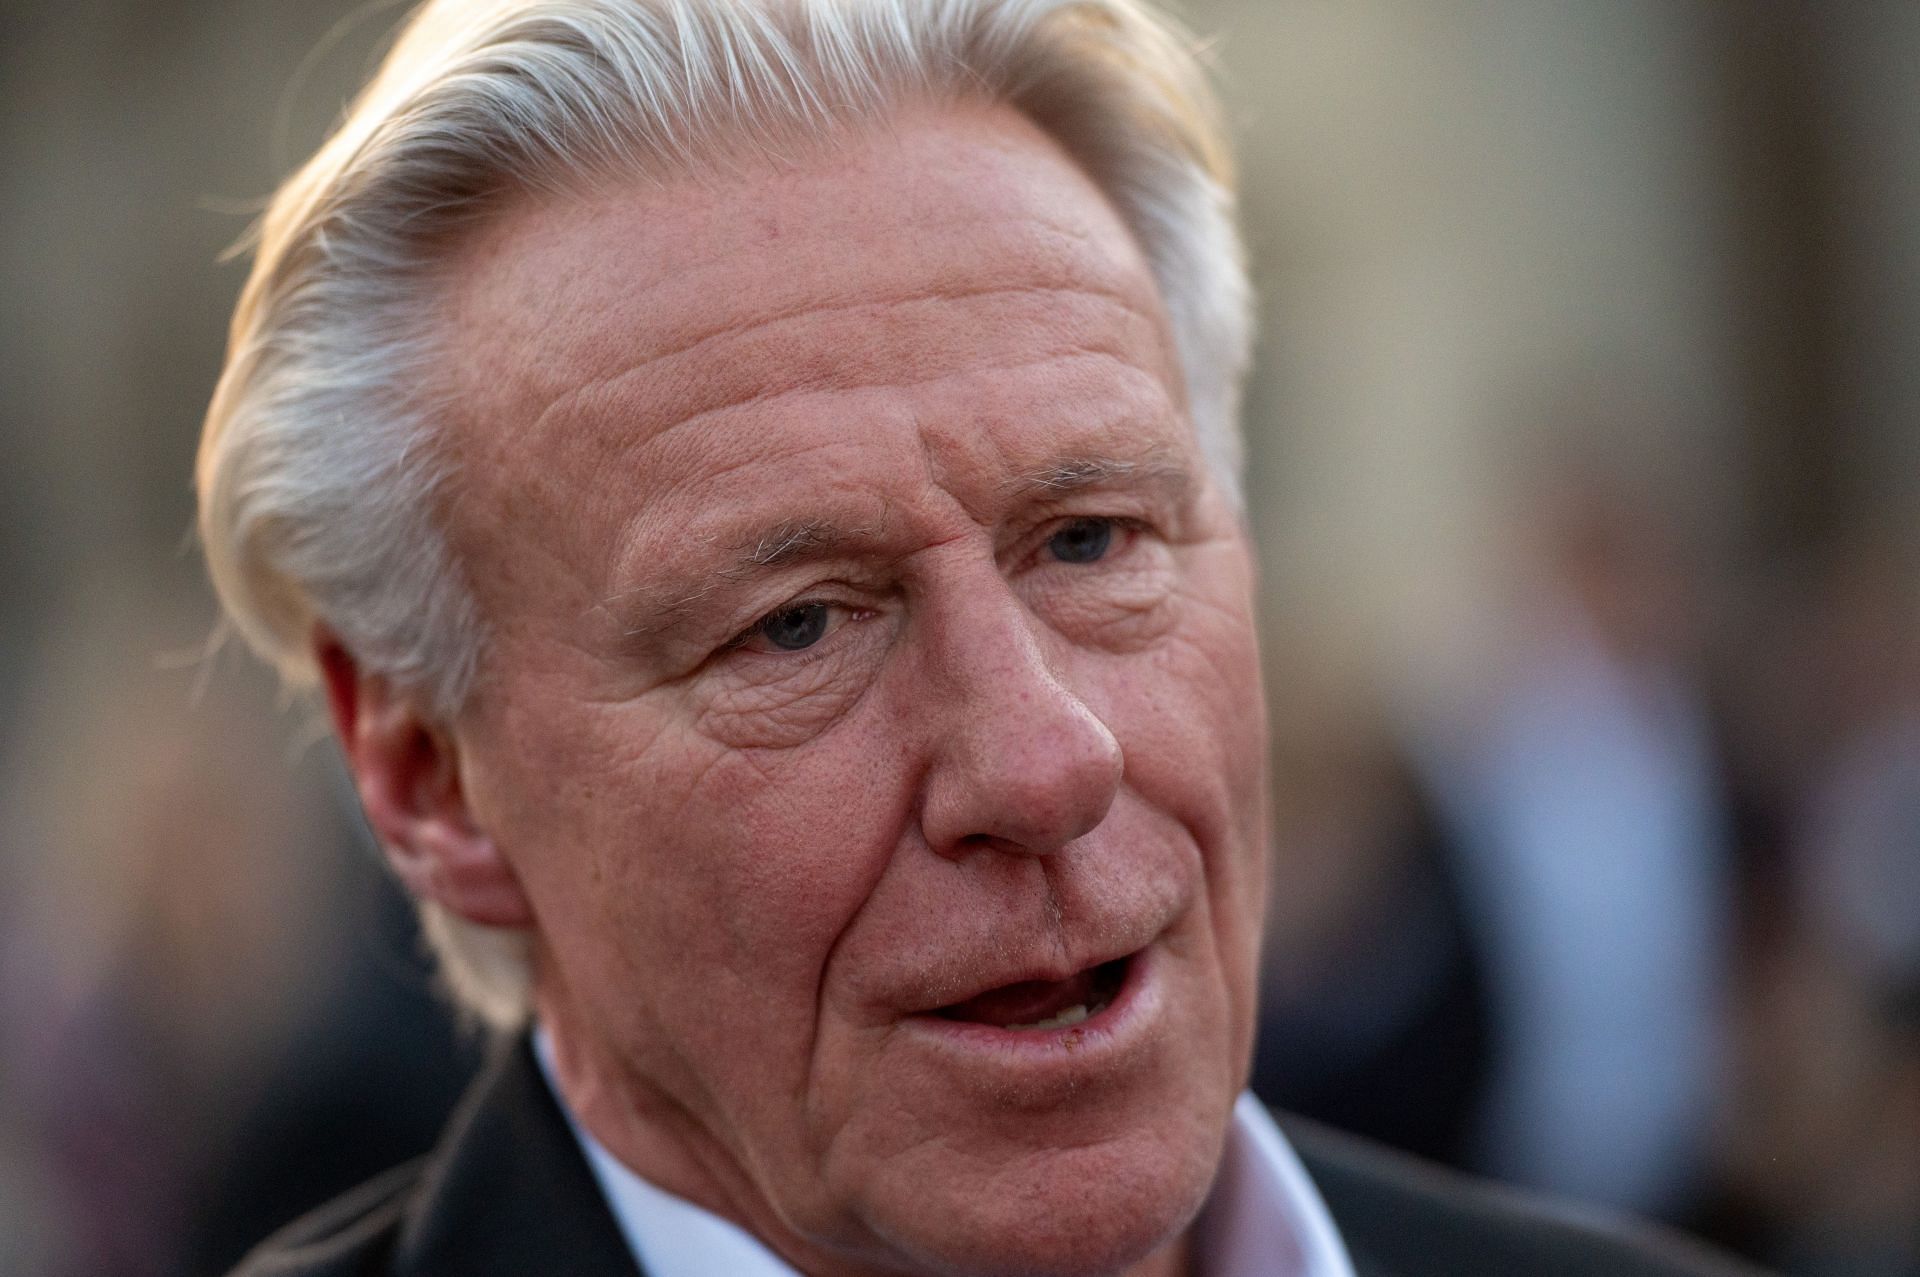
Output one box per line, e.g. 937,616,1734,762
198,0,1253,1029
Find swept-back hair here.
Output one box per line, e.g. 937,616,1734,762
198,0,1252,1027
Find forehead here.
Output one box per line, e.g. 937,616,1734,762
429,102,1187,605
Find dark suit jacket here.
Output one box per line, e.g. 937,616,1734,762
229,1037,1766,1277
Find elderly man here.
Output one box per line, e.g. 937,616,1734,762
198,2,1761,1274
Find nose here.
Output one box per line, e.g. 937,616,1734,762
915,583,1125,860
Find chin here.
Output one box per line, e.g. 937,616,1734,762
852,1121,1222,1277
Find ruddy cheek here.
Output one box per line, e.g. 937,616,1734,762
675,745,905,1008
1108,587,1262,847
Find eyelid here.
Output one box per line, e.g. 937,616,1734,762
1015,512,1148,569
722,596,865,658
724,598,818,652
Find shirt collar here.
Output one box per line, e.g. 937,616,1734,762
536,1031,1355,1277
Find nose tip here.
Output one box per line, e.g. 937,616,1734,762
919,663,1125,860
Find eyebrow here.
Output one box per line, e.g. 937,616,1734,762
1009,452,1194,502
608,450,1195,642
741,518,854,569
609,517,882,643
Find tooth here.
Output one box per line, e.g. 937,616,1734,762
1010,1003,1091,1031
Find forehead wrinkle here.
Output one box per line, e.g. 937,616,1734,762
606,342,1160,503
515,280,1159,462
551,350,1186,646
443,170,1160,445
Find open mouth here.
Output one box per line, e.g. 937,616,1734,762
931,955,1132,1032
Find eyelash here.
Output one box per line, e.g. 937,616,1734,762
722,599,855,654
720,514,1153,658
1026,514,1146,567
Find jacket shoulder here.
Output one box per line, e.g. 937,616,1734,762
1283,1116,1768,1277
225,1158,427,1277
220,1037,639,1277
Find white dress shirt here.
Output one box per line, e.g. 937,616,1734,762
537,1033,1355,1277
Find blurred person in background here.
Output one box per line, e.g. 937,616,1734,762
0,577,478,1277
1251,671,1492,1171
1716,537,1920,1277
0,579,339,1275
1410,436,1737,1221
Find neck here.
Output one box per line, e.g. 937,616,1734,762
535,1005,761,1234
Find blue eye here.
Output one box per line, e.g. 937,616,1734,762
757,602,830,651
1047,518,1114,564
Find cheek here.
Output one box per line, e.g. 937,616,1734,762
1102,549,1266,852
497,685,914,1056
1092,543,1268,1004
676,738,905,969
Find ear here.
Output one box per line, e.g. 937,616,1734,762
316,630,534,929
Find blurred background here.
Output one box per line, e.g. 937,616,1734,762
1,0,1914,1273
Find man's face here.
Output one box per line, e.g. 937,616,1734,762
434,104,1268,1276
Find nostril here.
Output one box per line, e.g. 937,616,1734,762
936,831,1037,862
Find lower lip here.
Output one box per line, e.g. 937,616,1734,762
900,945,1161,1065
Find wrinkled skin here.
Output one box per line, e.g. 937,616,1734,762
403,103,1268,1277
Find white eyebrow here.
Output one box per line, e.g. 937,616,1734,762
1008,452,1195,501
607,515,881,641
608,450,1191,642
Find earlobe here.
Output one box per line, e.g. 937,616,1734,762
317,632,534,929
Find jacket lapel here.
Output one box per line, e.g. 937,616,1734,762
1281,1117,1408,1277
391,1035,642,1277
1336,1233,1407,1277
